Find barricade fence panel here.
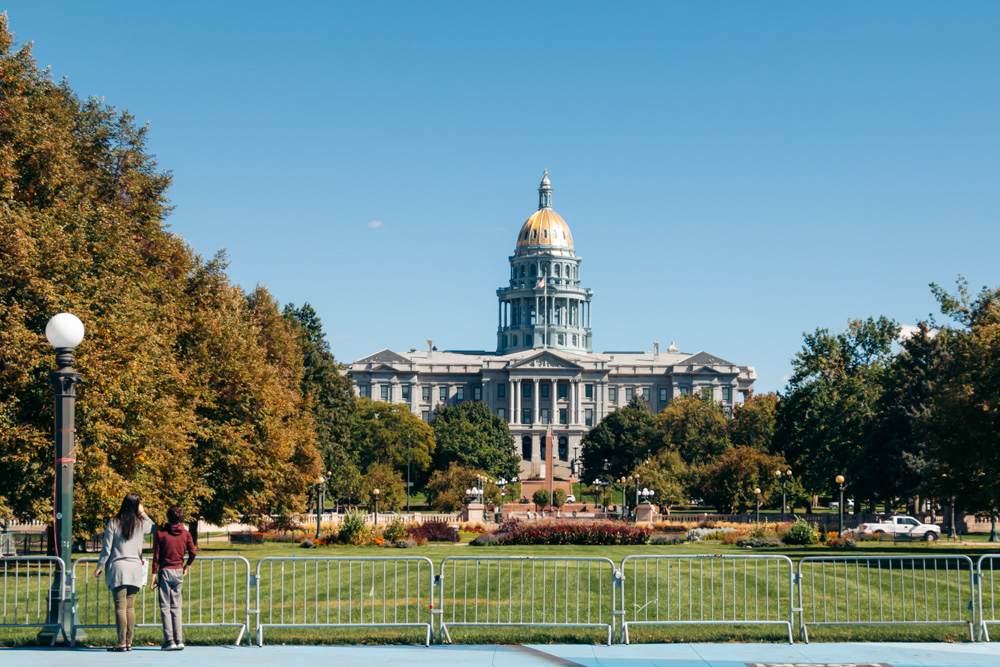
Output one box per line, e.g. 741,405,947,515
978,555,1000,641
620,555,794,644
72,556,250,646
797,555,975,642
0,556,66,644
438,556,617,645
254,556,434,647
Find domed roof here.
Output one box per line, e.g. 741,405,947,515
514,171,575,257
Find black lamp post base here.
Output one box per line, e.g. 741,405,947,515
37,586,85,645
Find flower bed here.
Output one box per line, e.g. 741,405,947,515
471,520,650,546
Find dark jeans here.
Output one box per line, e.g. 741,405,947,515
112,585,139,646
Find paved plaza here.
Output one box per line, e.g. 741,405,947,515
2,643,1000,667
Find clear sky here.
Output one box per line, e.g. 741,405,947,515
5,2,999,393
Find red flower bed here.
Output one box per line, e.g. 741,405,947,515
472,520,650,546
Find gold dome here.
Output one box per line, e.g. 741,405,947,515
515,209,575,256
514,171,575,257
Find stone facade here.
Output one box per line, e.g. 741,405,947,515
345,173,756,480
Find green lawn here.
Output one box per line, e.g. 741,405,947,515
4,537,1000,647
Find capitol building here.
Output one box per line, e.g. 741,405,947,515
346,173,756,479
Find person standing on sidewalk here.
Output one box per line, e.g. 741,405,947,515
150,506,196,650
94,493,155,652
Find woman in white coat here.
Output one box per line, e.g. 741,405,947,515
94,493,154,651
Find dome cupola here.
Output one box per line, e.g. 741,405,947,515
514,171,574,257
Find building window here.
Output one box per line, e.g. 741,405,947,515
380,385,390,401
421,410,430,422
608,387,617,403
541,384,549,399
722,387,732,401
540,439,546,460
529,264,536,276
473,386,481,401
542,230,548,240
498,408,506,420
643,388,651,402
522,409,532,425
359,385,369,398
558,436,568,461
585,384,593,398
522,436,532,460
680,387,691,396
625,388,633,402
559,408,567,425
659,387,667,403
439,386,448,400
558,383,567,399
524,334,531,346
497,383,506,399
700,387,712,401
585,408,593,426
402,384,410,401
456,387,465,401
523,383,532,398
557,333,564,345
422,385,430,401
540,408,550,425
572,335,578,346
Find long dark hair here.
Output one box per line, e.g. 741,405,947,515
114,493,142,541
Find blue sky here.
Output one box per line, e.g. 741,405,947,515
5,2,999,393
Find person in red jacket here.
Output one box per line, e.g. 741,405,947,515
150,506,196,650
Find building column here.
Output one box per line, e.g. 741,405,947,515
509,379,515,424
390,380,400,404
409,382,418,414
569,380,576,425
551,378,558,425
532,378,539,425
482,378,491,412
513,379,520,424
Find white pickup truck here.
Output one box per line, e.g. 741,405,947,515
859,515,941,541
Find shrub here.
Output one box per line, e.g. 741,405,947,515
260,515,302,534
782,519,817,545
686,527,736,542
339,509,372,546
721,529,751,545
532,489,550,509
736,536,783,548
383,518,407,543
409,522,459,543
552,489,566,509
394,539,418,548
470,532,508,546
300,538,315,548
649,534,684,545
825,537,858,549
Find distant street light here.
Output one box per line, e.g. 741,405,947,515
315,474,326,540
835,475,846,537
754,487,762,524
373,488,380,525
776,469,792,520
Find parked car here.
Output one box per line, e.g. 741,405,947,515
860,515,941,541
565,494,576,503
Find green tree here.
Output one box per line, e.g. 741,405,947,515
551,488,566,509
928,279,1000,535
431,401,519,479
360,461,406,512
350,398,434,483
423,463,482,512
729,393,779,452
580,404,657,482
634,451,689,512
774,316,899,505
532,489,550,511
654,395,730,466
699,446,787,514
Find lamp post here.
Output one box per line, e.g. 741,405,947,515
315,474,326,540
633,474,640,514
640,488,655,504
618,477,627,519
406,434,411,513
835,475,845,538
373,488,380,526
754,487,761,524
593,479,607,510
41,313,85,644
776,469,791,520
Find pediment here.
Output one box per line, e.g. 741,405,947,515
355,349,410,365
682,351,734,366
510,351,582,371
369,363,401,373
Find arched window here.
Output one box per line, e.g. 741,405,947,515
531,230,537,239
572,335,578,346
522,436,532,461
558,437,568,461
520,265,525,277
554,265,560,277
558,334,565,345
529,264,536,277
542,230,548,240
524,230,529,240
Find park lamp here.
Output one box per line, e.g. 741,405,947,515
42,313,85,644
754,487,761,523
834,475,846,537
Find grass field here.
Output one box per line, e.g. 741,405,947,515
3,537,1000,647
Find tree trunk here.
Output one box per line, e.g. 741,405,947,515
188,519,199,546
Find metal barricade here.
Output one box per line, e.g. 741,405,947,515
619,554,794,644
797,555,975,642
254,556,435,646
73,556,251,645
0,556,66,645
438,556,618,645
978,554,1000,641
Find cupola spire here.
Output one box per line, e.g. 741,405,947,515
537,169,552,210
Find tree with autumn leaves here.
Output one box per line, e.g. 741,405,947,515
0,17,320,535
